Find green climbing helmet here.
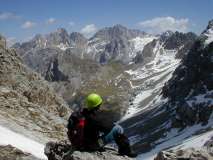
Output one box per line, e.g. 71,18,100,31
86,93,103,110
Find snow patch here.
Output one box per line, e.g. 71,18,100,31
57,43,69,51
137,119,213,160
205,28,213,45
123,41,180,120
186,91,213,107
0,125,47,159
130,36,157,53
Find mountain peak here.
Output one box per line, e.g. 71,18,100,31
56,28,68,34
161,30,174,37
112,24,128,30
70,32,86,40
201,19,213,44
207,19,213,30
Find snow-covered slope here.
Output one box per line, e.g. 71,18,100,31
120,20,213,158
205,28,213,45
203,20,213,45
0,125,46,159
137,122,213,160
130,36,157,54
122,41,181,120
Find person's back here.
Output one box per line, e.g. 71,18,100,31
67,93,137,157
67,107,111,151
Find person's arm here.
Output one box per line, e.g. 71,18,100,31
67,114,78,130
67,113,79,142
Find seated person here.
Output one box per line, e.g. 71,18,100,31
67,93,137,157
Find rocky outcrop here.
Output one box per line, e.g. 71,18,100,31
0,145,39,160
133,39,157,64
155,137,213,160
44,141,134,160
45,58,69,82
163,32,197,50
0,36,71,142
70,32,87,48
154,148,212,160
154,134,213,160
0,34,6,49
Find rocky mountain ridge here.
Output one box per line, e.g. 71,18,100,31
121,20,213,155
13,24,197,64
12,25,197,120
162,19,213,127
0,35,71,143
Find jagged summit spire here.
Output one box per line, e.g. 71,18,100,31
0,34,6,48
56,28,68,34
207,19,213,30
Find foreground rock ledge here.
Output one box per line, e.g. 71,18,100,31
154,148,213,160
154,136,213,160
0,145,39,160
44,141,134,160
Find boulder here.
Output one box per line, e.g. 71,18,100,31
0,145,39,160
44,141,134,160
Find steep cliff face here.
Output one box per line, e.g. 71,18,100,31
120,20,213,155
0,37,71,143
162,20,213,126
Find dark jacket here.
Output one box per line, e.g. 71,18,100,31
67,108,112,151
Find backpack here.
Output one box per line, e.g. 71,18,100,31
67,111,86,150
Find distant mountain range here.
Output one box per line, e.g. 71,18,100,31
12,25,197,123
2,20,212,157
13,24,197,64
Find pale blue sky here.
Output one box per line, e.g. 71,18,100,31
0,0,213,44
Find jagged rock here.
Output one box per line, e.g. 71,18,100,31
163,32,197,50
0,145,39,160
70,32,87,49
0,34,6,49
133,39,157,64
0,36,71,142
154,148,213,160
155,137,213,160
45,58,69,82
162,20,213,126
44,141,134,160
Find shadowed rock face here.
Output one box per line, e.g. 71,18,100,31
45,58,69,82
44,141,134,160
163,32,197,50
162,25,213,126
162,41,213,102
